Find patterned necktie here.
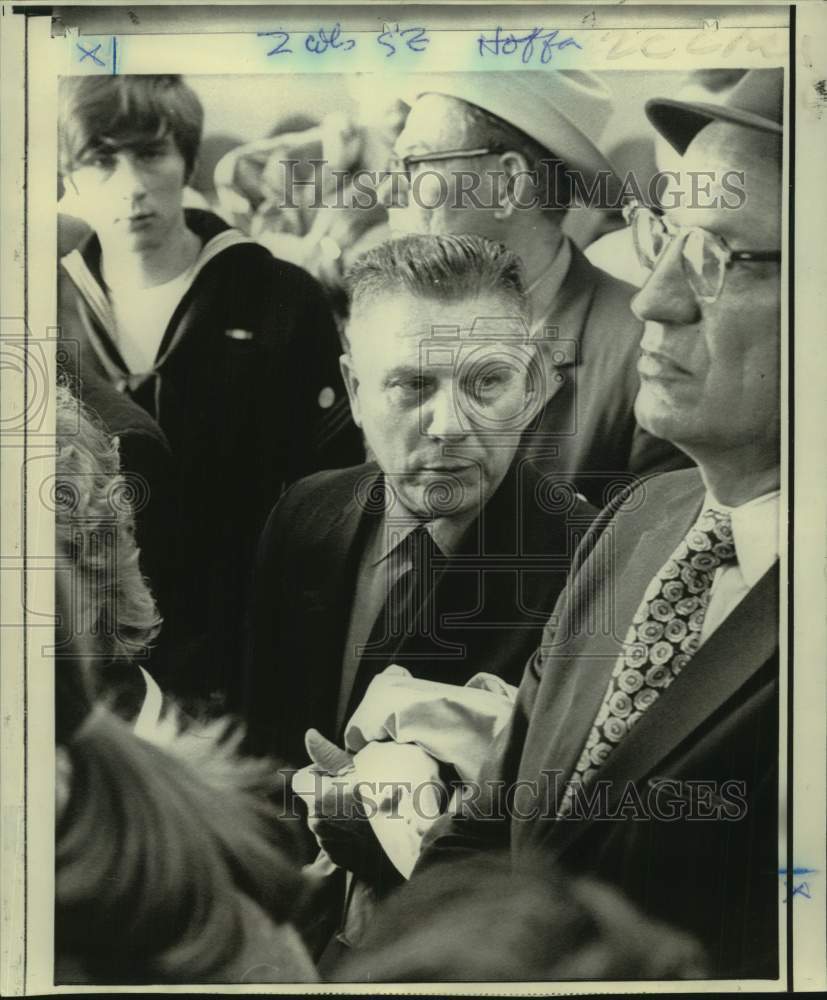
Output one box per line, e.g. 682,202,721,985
560,508,737,813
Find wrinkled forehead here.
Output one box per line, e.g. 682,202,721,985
348,292,532,360
661,122,782,244
397,93,474,149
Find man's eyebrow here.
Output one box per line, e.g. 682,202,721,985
382,364,427,383
130,134,172,151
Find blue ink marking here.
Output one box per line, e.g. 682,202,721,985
257,30,292,56
477,26,583,64
377,24,430,58
778,867,817,903
112,36,117,75
304,23,356,54
77,42,105,66
782,881,813,903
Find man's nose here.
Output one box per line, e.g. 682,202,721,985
111,155,149,200
631,238,701,327
424,384,467,440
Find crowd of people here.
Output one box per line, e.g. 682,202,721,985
54,67,782,983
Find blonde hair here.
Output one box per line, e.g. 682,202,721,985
55,383,161,662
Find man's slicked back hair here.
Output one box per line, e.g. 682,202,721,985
346,234,527,319
59,75,204,179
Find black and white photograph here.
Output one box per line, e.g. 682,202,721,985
1,2,825,994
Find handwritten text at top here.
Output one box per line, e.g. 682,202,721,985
257,24,430,58
477,27,583,64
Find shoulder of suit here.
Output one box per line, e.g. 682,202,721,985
276,462,378,522
604,465,705,525
517,462,599,528
561,467,704,581
197,231,323,297
590,274,641,329
563,250,643,376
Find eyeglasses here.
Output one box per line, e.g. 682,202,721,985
624,201,780,304
387,147,503,183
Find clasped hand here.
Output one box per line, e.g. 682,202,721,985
295,728,387,884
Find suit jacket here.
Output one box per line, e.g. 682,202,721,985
420,468,779,979
245,458,596,765
521,246,690,508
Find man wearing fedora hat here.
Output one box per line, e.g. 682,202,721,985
414,69,784,979
380,71,689,509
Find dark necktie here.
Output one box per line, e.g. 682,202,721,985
559,508,737,815
344,524,441,720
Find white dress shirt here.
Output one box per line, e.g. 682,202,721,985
701,489,780,644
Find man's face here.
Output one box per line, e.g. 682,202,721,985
631,124,781,461
66,133,188,252
381,94,504,240
342,291,539,519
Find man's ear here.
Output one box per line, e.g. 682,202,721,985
339,353,363,429
494,150,533,221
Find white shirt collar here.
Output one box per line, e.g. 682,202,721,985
370,504,477,567
703,489,780,587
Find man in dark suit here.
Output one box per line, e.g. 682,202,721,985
245,233,595,767
413,69,783,979
380,72,689,508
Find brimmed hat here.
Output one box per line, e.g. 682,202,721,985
645,68,783,154
402,71,618,186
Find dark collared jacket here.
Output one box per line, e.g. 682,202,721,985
244,458,596,765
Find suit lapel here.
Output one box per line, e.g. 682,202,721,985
546,565,779,858
596,563,779,789
539,245,598,369
304,469,380,732
521,485,706,808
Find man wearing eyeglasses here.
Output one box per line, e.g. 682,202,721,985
379,71,689,509
413,69,783,979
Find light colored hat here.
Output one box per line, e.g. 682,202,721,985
646,68,783,154
403,71,617,186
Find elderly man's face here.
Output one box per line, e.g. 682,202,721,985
341,290,539,519
631,123,781,461
381,94,505,240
